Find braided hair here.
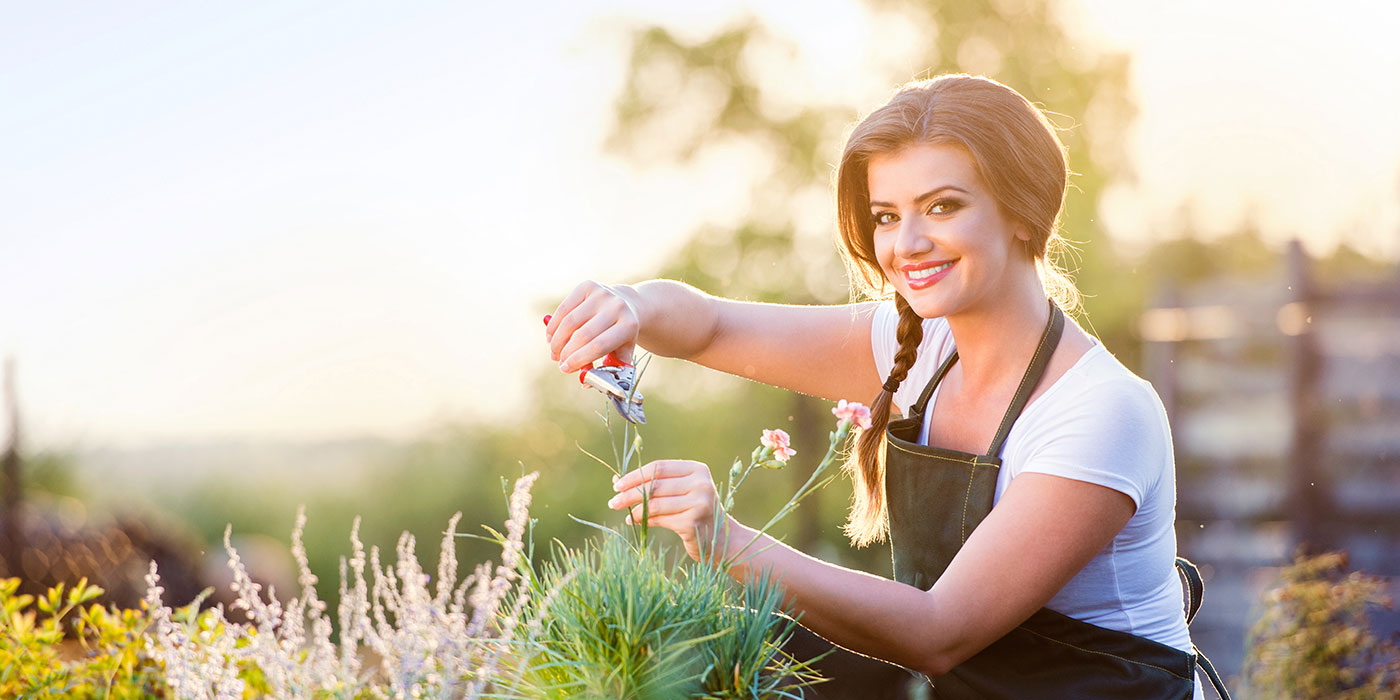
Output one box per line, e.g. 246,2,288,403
844,293,923,544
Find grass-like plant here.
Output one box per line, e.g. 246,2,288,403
515,365,869,699
143,471,549,699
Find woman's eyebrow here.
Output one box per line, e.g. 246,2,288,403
870,185,969,209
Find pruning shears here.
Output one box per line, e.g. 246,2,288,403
544,315,647,424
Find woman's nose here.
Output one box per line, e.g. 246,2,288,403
893,219,935,260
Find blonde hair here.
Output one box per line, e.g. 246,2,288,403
834,74,1080,546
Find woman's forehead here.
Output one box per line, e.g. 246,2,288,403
867,143,983,200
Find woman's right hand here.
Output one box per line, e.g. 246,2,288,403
545,281,640,373
543,279,880,402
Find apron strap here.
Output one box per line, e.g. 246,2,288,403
1197,649,1233,700
985,301,1065,457
910,350,960,420
906,300,1066,457
1176,556,1234,699
1175,556,1204,625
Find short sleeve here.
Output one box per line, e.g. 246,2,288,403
870,300,956,417
1013,376,1170,509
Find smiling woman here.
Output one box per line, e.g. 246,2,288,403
544,74,1229,700
833,75,1084,547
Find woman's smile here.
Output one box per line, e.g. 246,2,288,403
902,259,957,288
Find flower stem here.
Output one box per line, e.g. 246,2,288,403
721,421,854,569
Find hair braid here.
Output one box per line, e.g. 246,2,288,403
843,294,924,546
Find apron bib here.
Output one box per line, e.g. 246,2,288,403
883,301,1230,700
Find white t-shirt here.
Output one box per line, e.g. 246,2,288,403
871,301,1197,661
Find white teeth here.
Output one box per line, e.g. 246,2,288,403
908,261,953,280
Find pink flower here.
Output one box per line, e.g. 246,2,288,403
832,399,872,430
760,428,797,462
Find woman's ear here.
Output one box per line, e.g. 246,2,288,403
1013,222,1032,243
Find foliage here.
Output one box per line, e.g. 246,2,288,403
1244,549,1400,699
0,577,164,699
142,473,546,700
522,534,814,700
22,450,82,499
517,379,863,699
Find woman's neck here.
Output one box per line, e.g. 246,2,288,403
943,266,1054,394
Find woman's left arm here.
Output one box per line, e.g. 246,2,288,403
609,461,1135,678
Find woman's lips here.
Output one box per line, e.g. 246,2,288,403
903,260,955,289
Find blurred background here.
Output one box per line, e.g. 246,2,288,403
3,0,1399,692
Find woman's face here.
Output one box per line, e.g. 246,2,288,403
868,142,1031,319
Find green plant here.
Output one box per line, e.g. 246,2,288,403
521,533,814,700
0,577,165,698
143,472,548,699
1244,549,1400,699
516,369,866,699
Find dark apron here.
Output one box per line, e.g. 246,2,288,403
782,303,1230,699
881,301,1230,699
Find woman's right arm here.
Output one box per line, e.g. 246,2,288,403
545,279,883,403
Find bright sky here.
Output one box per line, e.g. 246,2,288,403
3,0,1398,449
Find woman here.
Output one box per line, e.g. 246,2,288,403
544,74,1225,699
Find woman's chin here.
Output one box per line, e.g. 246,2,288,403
907,299,949,320
898,288,954,319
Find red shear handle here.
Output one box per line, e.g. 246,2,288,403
543,314,629,384
577,353,627,384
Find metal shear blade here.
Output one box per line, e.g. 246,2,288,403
581,364,646,424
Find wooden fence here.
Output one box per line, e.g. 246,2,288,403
1138,240,1400,686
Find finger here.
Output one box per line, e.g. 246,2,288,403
621,494,706,522
546,282,597,342
561,321,638,374
613,343,635,366
557,312,617,372
548,291,608,363
556,290,637,370
613,460,691,494
607,476,700,510
628,514,711,548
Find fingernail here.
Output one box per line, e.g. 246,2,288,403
607,496,619,509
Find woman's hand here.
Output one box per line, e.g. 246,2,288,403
543,279,881,402
546,281,640,373
608,459,730,562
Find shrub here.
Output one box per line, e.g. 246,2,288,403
0,577,164,698
142,472,546,699
1244,549,1400,699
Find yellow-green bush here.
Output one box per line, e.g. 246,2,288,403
0,577,164,698
1245,550,1400,699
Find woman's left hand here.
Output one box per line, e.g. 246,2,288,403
608,459,728,562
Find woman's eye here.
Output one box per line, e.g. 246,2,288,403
928,199,963,215
871,211,897,226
